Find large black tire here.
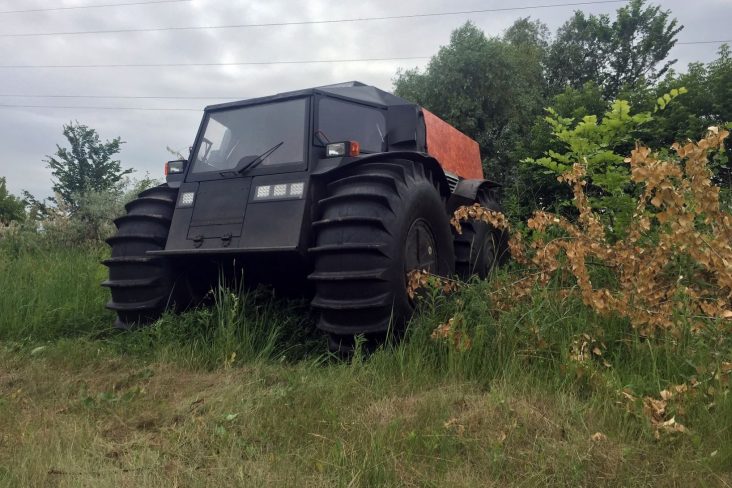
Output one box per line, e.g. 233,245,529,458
453,188,509,280
308,160,455,350
102,184,185,328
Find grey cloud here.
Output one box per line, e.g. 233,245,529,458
0,0,728,198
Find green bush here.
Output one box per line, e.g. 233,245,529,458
0,177,158,254
523,89,686,238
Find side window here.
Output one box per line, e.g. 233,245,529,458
317,98,386,153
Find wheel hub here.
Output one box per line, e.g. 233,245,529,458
405,218,438,273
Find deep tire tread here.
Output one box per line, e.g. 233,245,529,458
124,196,175,212
310,159,454,341
103,185,179,328
105,234,167,246
113,213,171,228
308,268,388,282
317,192,393,212
101,276,160,288
308,243,387,255
311,292,392,311
328,173,399,192
312,216,388,232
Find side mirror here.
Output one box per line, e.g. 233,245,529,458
165,159,187,176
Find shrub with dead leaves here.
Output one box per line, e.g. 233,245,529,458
451,127,732,336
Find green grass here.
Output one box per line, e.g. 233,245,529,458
0,246,111,340
0,247,731,486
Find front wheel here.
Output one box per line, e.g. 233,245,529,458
308,160,455,351
102,184,191,328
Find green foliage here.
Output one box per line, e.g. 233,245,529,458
647,45,732,179
393,21,548,184
1,177,158,252
547,0,682,97
0,246,110,340
391,3,686,219
0,177,25,224
523,89,686,236
45,121,132,210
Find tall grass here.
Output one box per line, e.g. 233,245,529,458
0,246,111,340
107,281,321,368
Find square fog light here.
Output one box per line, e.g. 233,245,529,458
179,191,195,207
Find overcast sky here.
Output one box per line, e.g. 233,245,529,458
0,0,729,198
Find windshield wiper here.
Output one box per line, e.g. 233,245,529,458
235,141,284,175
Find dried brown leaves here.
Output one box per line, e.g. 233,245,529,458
643,384,692,438
569,333,611,368
405,270,470,351
406,269,460,300
452,128,732,335
431,316,472,351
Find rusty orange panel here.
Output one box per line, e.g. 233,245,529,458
422,109,483,180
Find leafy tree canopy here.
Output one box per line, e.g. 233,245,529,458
547,0,681,97
45,122,131,210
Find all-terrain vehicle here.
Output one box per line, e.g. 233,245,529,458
103,82,507,350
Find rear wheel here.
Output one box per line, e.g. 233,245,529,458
102,184,189,328
309,160,455,352
453,188,509,280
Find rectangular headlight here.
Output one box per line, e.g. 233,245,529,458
254,182,305,201
326,141,360,158
326,142,346,157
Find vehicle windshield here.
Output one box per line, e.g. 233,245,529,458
192,98,308,173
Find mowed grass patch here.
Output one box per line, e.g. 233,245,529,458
1,337,730,487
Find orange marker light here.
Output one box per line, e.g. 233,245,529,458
348,140,360,157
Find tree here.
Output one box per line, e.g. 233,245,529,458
0,177,25,223
393,21,549,185
45,122,131,210
547,0,682,98
607,0,682,94
546,10,611,92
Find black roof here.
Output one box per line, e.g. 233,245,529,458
204,81,416,112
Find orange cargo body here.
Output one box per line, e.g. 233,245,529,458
422,109,483,180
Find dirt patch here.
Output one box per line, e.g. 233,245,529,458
0,371,21,394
